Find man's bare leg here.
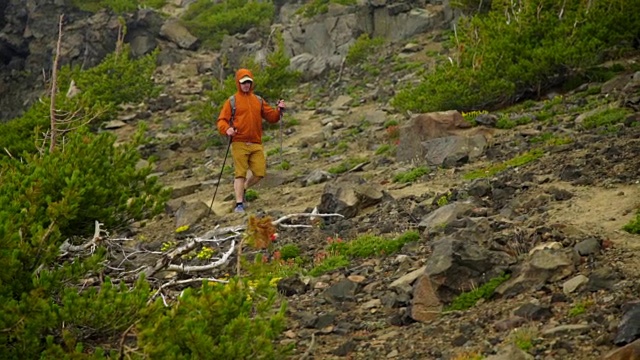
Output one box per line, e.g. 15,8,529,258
234,177,246,203
245,171,263,190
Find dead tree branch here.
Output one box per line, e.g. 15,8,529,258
50,14,64,152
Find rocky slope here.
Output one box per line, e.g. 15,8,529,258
6,2,639,359
99,26,640,359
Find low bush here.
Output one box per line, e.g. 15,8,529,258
464,149,544,180
308,255,350,276
138,279,290,359
346,34,385,66
392,0,640,112
181,0,275,49
70,0,166,13
298,0,357,18
445,273,510,311
393,166,430,183
623,210,640,234
582,107,631,130
329,231,420,258
328,157,367,174
0,46,159,157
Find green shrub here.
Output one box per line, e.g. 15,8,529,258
346,34,385,66
508,327,537,352
277,160,291,170
582,107,631,130
0,46,159,157
392,0,640,112
393,166,430,183
181,0,275,49
464,149,544,180
138,279,290,359
375,144,393,155
0,126,168,357
298,0,357,18
568,300,592,317
70,0,166,13
328,157,367,174
623,210,640,234
445,273,510,311
245,189,259,202
308,255,350,276
383,119,399,128
329,231,420,258
279,244,301,260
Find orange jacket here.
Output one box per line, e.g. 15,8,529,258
217,68,281,144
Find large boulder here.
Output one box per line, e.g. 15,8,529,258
396,111,472,162
422,237,514,303
317,174,386,219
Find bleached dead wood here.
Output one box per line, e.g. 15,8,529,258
59,220,104,255
49,14,64,152
166,239,235,273
62,211,346,299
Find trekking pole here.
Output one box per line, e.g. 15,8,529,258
207,135,232,217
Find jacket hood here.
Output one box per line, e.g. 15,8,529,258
235,68,255,92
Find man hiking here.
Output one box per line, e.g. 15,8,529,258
217,68,286,213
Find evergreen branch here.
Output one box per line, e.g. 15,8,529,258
147,277,230,306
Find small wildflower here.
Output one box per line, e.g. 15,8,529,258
270,233,278,241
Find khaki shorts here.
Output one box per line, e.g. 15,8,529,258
231,142,266,178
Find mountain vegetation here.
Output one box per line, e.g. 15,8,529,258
0,0,639,358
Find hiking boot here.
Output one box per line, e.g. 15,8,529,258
234,204,245,213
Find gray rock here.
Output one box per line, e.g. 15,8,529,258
289,53,329,81
324,279,358,302
410,275,442,323
587,267,622,292
542,324,591,335
514,303,553,321
614,302,640,345
317,175,385,219
159,18,199,50
277,277,309,296
422,134,487,167
332,340,357,356
170,181,201,199
562,274,589,295
390,266,427,288
603,338,640,360
174,201,209,228
302,169,333,187
485,344,533,360
496,249,575,298
424,237,513,303
467,178,492,198
574,238,601,256
417,201,475,232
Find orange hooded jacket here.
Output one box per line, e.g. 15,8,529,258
217,68,281,144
